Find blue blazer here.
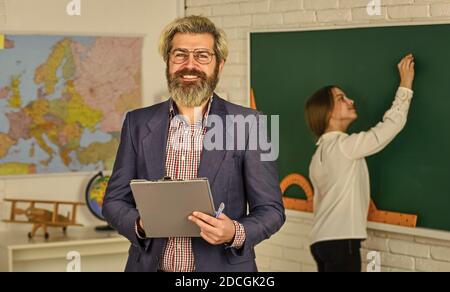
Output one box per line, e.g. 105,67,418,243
103,95,286,272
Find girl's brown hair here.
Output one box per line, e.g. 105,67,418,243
305,85,340,139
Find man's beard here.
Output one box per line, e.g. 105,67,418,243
167,64,220,107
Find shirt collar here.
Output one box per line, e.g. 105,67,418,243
316,131,346,146
169,95,214,127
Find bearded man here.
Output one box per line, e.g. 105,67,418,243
103,15,285,272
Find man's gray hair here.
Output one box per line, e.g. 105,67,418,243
159,15,229,63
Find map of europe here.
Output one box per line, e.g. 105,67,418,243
0,36,142,175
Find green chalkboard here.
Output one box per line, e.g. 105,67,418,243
250,24,450,232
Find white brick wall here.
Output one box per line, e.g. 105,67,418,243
256,210,450,272
186,0,450,106
184,0,450,271
255,210,317,272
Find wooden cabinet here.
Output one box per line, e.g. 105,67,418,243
0,228,129,272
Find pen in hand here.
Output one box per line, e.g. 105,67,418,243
215,202,225,218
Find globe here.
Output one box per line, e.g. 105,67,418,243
85,171,114,231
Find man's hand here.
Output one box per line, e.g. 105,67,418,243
399,53,415,90
188,212,236,245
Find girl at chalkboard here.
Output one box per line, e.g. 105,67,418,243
304,54,415,272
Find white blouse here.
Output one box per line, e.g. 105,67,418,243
309,87,414,245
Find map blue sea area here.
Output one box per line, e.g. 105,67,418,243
0,35,142,175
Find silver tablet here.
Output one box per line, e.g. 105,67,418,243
130,178,216,238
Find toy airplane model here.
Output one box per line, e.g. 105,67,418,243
3,198,85,239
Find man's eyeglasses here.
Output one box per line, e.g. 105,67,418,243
169,49,215,65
